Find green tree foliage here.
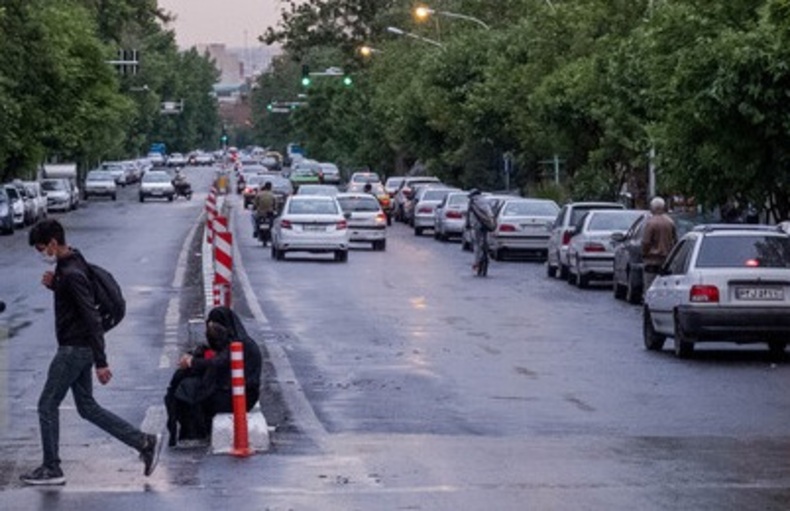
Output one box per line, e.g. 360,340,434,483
0,0,219,179
256,0,790,216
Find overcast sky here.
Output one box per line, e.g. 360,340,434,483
158,0,282,49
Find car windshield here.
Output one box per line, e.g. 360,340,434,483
503,201,559,217
293,168,318,177
5,187,19,200
143,172,171,183
386,178,404,188
299,185,338,196
588,211,643,231
448,194,469,206
41,180,66,191
320,164,339,173
422,189,454,201
352,173,380,183
288,199,339,215
696,235,790,268
87,172,114,181
570,205,622,224
337,196,380,212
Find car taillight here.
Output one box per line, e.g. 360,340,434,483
498,224,517,232
418,206,432,214
336,220,348,230
280,219,292,229
376,213,387,224
446,210,463,219
244,187,254,194
379,197,391,207
583,242,606,252
562,229,573,245
690,285,719,303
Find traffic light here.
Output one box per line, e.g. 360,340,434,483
343,75,353,87
221,133,228,144
266,103,273,112
301,64,311,87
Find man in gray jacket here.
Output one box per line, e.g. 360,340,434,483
23,219,161,485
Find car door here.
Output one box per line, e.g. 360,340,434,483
648,238,695,332
548,205,569,265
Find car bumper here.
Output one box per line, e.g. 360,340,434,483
349,225,386,242
85,188,116,196
438,219,465,235
490,235,550,253
677,306,790,342
577,254,615,276
277,231,349,252
414,215,436,228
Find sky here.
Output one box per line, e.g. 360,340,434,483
158,0,282,49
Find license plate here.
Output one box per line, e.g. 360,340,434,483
152,190,163,196
303,225,325,232
736,287,784,301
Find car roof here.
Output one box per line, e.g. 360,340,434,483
336,192,380,200
692,224,785,234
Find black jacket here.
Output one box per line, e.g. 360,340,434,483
53,249,107,368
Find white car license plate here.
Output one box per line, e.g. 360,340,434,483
736,287,784,301
303,225,325,232
152,190,163,196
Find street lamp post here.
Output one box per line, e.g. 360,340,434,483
358,45,382,58
386,26,445,49
414,6,490,30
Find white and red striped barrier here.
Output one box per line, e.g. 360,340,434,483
212,215,232,307
206,187,218,244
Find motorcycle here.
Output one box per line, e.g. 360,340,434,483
256,213,274,247
173,181,192,200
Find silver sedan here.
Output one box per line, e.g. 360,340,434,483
566,209,645,288
336,193,387,251
271,195,350,262
488,198,559,260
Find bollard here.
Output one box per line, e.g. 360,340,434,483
230,341,251,457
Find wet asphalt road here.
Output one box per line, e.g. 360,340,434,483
1,167,790,510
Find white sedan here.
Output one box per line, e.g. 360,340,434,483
336,193,387,251
271,195,350,262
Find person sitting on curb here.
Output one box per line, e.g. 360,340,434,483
164,306,262,447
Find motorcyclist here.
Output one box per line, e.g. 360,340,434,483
252,182,276,239
467,189,494,274
172,169,190,197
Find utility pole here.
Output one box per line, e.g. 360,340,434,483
648,146,656,199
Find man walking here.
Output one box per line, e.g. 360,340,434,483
23,219,161,485
642,197,677,294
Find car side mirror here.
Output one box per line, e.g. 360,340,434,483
611,232,626,243
344,212,352,220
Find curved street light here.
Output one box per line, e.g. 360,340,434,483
414,5,490,30
358,45,382,57
386,26,445,49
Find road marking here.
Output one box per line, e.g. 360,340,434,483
160,210,203,369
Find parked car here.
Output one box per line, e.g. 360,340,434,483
402,182,446,226
100,162,128,187
434,191,469,241
0,187,15,234
566,209,646,288
22,181,47,223
3,184,26,228
394,176,441,222
461,193,521,251
83,171,118,200
318,163,342,185
296,184,339,197
139,171,175,202
546,201,626,279
147,152,166,166
487,198,560,260
271,195,350,262
612,212,718,304
336,193,388,251
412,188,459,236
349,171,381,186
643,225,790,358
40,179,72,213
8,181,36,225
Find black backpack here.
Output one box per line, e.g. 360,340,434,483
85,262,126,332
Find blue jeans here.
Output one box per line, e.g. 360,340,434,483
38,346,147,469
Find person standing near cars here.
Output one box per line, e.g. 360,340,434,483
22,219,162,485
641,197,677,293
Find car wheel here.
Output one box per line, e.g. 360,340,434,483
112,194,117,201
559,263,569,280
270,245,277,259
276,248,285,261
577,271,590,289
433,230,440,240
462,239,472,252
673,313,695,359
379,239,387,251
414,227,422,236
566,266,577,286
613,279,626,300
168,195,174,202
139,195,144,203
768,342,786,359
547,262,557,278
643,308,666,351
625,270,641,304
386,215,392,226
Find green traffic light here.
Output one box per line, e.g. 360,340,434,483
343,76,353,86
301,77,311,87
267,104,273,111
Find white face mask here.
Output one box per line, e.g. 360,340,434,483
40,247,57,265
